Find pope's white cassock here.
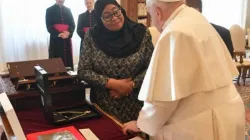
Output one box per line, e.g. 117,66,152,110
137,3,245,140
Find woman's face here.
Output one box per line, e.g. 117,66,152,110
101,4,124,31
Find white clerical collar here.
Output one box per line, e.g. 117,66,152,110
162,4,186,30
88,10,92,13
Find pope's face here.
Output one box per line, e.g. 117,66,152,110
146,3,162,32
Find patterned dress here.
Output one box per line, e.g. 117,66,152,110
78,29,154,123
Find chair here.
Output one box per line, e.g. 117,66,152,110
230,24,246,63
148,27,160,47
247,28,250,48
230,24,249,85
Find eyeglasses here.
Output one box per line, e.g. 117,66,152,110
101,8,122,22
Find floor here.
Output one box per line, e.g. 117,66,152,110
238,82,250,140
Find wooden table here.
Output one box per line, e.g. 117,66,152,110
0,76,144,140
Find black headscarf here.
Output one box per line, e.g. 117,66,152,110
91,0,146,58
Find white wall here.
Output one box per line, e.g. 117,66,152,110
202,0,247,29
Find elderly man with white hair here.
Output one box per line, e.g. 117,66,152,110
122,0,245,140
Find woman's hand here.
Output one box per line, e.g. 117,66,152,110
109,89,120,99
106,78,135,97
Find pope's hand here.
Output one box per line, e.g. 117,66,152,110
122,121,141,135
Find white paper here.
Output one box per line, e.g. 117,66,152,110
67,71,77,76
79,128,99,140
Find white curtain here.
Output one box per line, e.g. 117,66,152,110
202,0,248,29
0,0,87,72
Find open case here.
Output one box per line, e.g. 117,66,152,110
0,92,87,140
34,66,101,125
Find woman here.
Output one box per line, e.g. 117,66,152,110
77,0,154,123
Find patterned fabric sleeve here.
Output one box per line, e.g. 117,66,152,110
77,31,109,88
133,29,154,89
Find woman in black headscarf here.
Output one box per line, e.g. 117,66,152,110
78,0,154,123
